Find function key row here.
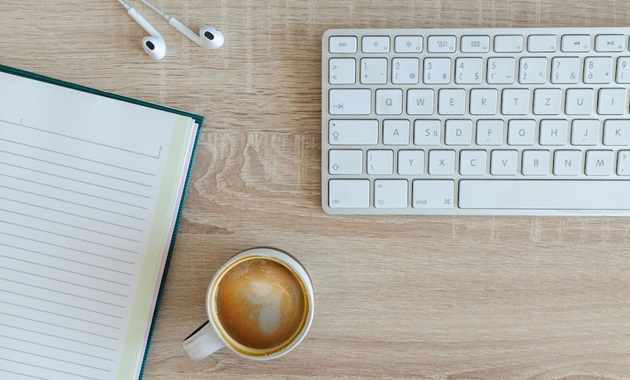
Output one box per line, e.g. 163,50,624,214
329,34,628,54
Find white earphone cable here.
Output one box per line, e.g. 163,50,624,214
140,0,172,21
116,0,131,11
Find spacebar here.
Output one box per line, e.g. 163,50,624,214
459,180,630,209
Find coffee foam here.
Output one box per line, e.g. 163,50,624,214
214,258,306,351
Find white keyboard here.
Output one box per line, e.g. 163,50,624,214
322,27,630,216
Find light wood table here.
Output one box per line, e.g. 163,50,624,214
2,0,630,378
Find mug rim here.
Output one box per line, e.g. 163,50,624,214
204,247,315,360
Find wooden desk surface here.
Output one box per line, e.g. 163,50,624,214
2,0,630,378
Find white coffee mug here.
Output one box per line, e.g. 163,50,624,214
182,247,314,361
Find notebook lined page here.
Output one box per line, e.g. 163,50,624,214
0,71,197,380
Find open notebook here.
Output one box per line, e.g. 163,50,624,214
0,65,203,380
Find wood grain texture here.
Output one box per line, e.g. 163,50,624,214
1,0,630,378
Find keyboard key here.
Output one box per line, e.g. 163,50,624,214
362,36,390,53
329,180,369,208
424,58,451,84
329,36,357,53
367,150,394,175
603,120,630,145
551,57,580,83
508,119,536,145
584,57,613,84
459,180,630,209
470,89,498,115
427,35,456,53
460,35,490,53
522,150,550,175
398,150,424,175
455,58,483,84
407,89,434,115
428,150,456,175
539,119,568,145
598,89,627,115
360,58,387,84
329,119,378,145
329,89,371,115
585,150,614,175
533,89,562,115
618,150,630,175
561,34,591,52
553,150,582,175
414,120,441,145
616,57,630,83
412,180,455,208
476,120,504,145
459,150,487,175
490,150,518,175
571,120,600,146
565,89,595,115
527,34,557,52
494,35,524,52
392,58,419,84
438,89,466,115
501,88,530,115
395,35,423,53
519,57,547,84
375,180,408,208
383,120,410,145
487,57,515,84
445,119,472,145
595,34,625,52
329,58,356,84
376,89,403,115
329,150,363,175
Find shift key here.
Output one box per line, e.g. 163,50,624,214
329,119,378,145
329,89,371,114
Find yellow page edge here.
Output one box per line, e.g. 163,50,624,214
117,115,198,379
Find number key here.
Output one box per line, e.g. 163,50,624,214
551,57,580,84
424,58,451,84
455,58,483,84
392,58,419,84
616,57,630,84
519,57,547,84
584,57,612,84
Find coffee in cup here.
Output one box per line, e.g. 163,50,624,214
182,248,314,361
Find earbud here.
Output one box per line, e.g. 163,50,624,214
117,0,166,60
140,0,224,49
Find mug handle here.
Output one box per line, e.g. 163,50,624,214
182,321,225,361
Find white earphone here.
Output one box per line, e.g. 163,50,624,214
117,0,224,59
117,0,166,60
140,0,224,50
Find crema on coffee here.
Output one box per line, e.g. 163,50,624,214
213,258,307,353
